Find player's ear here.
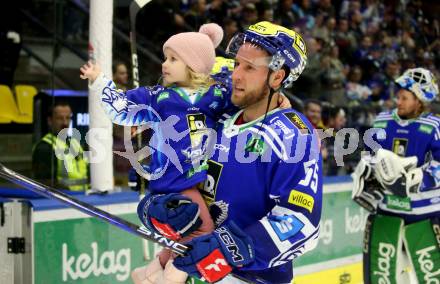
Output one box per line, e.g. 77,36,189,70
269,69,285,89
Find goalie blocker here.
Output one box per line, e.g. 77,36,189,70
351,149,424,213
364,214,440,284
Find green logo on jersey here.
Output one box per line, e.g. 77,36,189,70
157,92,169,103
245,137,266,155
187,162,209,178
214,88,223,98
418,124,433,134
373,121,388,128
386,195,412,211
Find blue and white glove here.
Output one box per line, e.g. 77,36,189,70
174,221,255,283
137,193,202,240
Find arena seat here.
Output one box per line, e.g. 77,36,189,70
0,84,37,123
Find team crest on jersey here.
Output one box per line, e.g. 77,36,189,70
201,160,223,205
392,138,408,156
283,112,310,135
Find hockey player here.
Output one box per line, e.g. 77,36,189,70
143,21,323,283
80,23,292,283
81,23,228,283
352,67,440,283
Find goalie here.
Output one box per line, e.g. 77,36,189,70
352,68,440,283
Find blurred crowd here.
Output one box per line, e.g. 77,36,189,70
132,0,440,175
18,0,440,177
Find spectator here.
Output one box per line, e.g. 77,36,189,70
32,101,89,191
184,0,208,29
322,106,347,175
275,0,298,28
112,61,130,91
353,35,373,64
321,44,347,107
292,0,315,31
334,17,357,62
368,58,401,108
293,36,323,99
238,3,259,31
304,99,324,129
219,17,238,52
346,65,372,105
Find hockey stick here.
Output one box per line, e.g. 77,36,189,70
129,0,152,196
0,163,187,255
0,164,261,283
129,0,152,88
129,1,153,264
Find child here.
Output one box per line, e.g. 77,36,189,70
81,23,230,283
81,23,291,283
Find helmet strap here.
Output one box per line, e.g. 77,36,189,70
255,70,281,136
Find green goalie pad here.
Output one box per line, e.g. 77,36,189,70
404,218,440,283
364,214,404,284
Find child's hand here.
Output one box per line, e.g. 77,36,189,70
278,94,292,109
80,61,101,83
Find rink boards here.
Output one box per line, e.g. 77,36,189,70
1,176,364,284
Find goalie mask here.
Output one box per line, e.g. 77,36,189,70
226,21,307,88
395,68,439,104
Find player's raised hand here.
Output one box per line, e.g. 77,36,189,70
80,61,101,83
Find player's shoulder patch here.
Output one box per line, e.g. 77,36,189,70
149,85,165,95
424,113,440,124
415,114,440,136
210,84,225,99
373,120,388,129
282,111,312,135
375,111,393,121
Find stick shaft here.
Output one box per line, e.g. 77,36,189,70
0,163,188,255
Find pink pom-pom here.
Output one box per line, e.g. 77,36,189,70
199,23,224,48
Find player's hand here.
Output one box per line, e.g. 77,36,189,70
174,222,255,283
80,61,101,83
351,156,383,213
278,94,291,109
137,193,202,241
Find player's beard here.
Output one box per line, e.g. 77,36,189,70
397,105,422,119
232,84,270,109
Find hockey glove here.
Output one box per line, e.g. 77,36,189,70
352,156,384,213
174,221,255,283
373,149,421,197
137,193,202,241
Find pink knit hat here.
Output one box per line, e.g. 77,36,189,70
163,23,224,75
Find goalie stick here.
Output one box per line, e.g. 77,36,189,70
129,0,152,88
0,163,187,255
129,0,152,196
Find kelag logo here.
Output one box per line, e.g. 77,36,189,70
62,242,130,282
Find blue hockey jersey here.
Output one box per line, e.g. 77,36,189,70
90,73,233,193
372,110,440,222
200,108,323,283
